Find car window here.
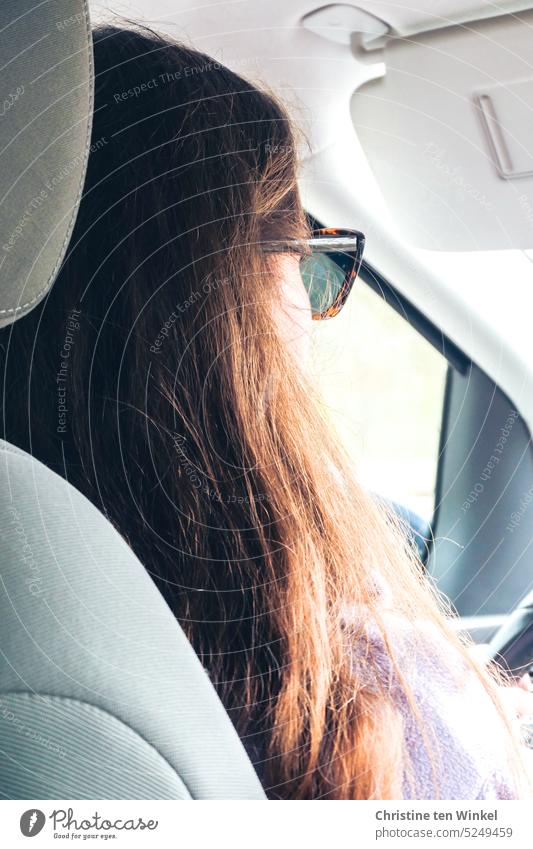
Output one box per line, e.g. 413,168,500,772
311,279,448,522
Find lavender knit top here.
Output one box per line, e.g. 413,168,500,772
243,613,521,799
350,617,518,799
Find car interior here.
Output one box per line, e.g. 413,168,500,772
1,0,532,799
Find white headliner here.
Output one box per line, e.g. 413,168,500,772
344,0,533,35
92,0,533,35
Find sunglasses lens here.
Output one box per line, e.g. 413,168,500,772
300,252,347,317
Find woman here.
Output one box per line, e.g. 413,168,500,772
0,23,530,799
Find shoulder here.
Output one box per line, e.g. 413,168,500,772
347,611,518,799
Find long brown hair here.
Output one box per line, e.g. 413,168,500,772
0,23,527,798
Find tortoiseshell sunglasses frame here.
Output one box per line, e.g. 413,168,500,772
262,227,365,320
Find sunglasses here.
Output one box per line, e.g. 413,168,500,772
262,228,365,320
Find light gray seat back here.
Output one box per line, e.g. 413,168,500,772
0,0,92,327
0,441,264,799
0,0,265,800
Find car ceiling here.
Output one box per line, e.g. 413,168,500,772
92,0,533,245
344,1,533,35
92,1,533,35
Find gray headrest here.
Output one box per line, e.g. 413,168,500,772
0,0,92,328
